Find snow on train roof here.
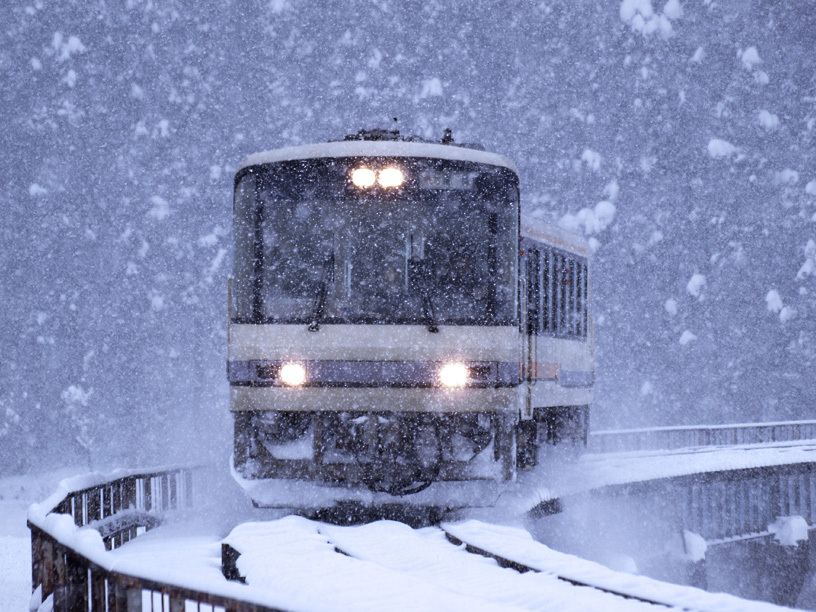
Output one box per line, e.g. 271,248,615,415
237,140,518,173
521,215,591,256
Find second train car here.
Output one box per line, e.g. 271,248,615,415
228,129,594,507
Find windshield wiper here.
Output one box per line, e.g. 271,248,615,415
409,257,439,333
308,252,334,332
421,293,439,333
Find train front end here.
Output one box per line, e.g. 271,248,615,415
228,136,521,508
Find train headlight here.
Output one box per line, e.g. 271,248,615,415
279,363,306,386
351,167,376,188
439,362,468,388
378,167,404,188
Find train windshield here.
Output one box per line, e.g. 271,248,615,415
232,157,518,326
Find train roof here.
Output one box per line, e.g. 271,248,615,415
521,215,591,257
237,140,518,174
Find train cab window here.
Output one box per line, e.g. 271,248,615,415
232,173,259,319
232,159,519,327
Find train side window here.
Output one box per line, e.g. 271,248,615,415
557,252,566,335
535,247,589,338
565,255,572,336
542,248,552,332
573,260,584,338
571,259,577,337
537,248,545,334
582,261,589,337
552,251,560,334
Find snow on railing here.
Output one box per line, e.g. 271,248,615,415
600,462,816,544
26,466,284,612
588,420,816,454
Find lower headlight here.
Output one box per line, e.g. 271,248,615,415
280,363,306,386
439,362,468,388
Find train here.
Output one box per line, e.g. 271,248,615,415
228,129,594,508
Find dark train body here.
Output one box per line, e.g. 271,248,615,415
228,131,593,507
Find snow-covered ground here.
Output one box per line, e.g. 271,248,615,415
578,440,816,490
7,440,816,611
111,513,791,611
458,439,816,521
0,469,84,611
0,527,29,611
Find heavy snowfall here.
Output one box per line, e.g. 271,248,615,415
1,0,815,609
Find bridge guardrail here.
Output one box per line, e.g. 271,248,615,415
596,462,816,543
28,424,816,611
27,466,284,612
588,420,816,454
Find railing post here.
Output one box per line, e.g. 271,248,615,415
170,594,186,612
113,480,122,514
109,578,128,612
809,471,816,524
144,477,152,512
184,469,194,508
66,555,89,611
92,570,106,611
722,478,732,539
770,473,782,526
103,485,113,519
88,488,100,523
53,548,67,612
122,477,136,510
126,581,143,612
41,537,54,601
162,473,171,511
74,493,84,526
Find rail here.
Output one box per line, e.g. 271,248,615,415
27,466,284,612
588,420,816,454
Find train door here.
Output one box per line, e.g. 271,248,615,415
522,247,540,419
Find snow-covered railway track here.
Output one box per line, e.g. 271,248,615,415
215,517,791,612
442,525,674,608
220,517,665,612
439,521,789,612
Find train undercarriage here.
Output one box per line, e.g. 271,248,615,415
233,406,589,498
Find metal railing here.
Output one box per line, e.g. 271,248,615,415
596,461,816,543
28,467,285,612
29,425,816,611
588,420,816,454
